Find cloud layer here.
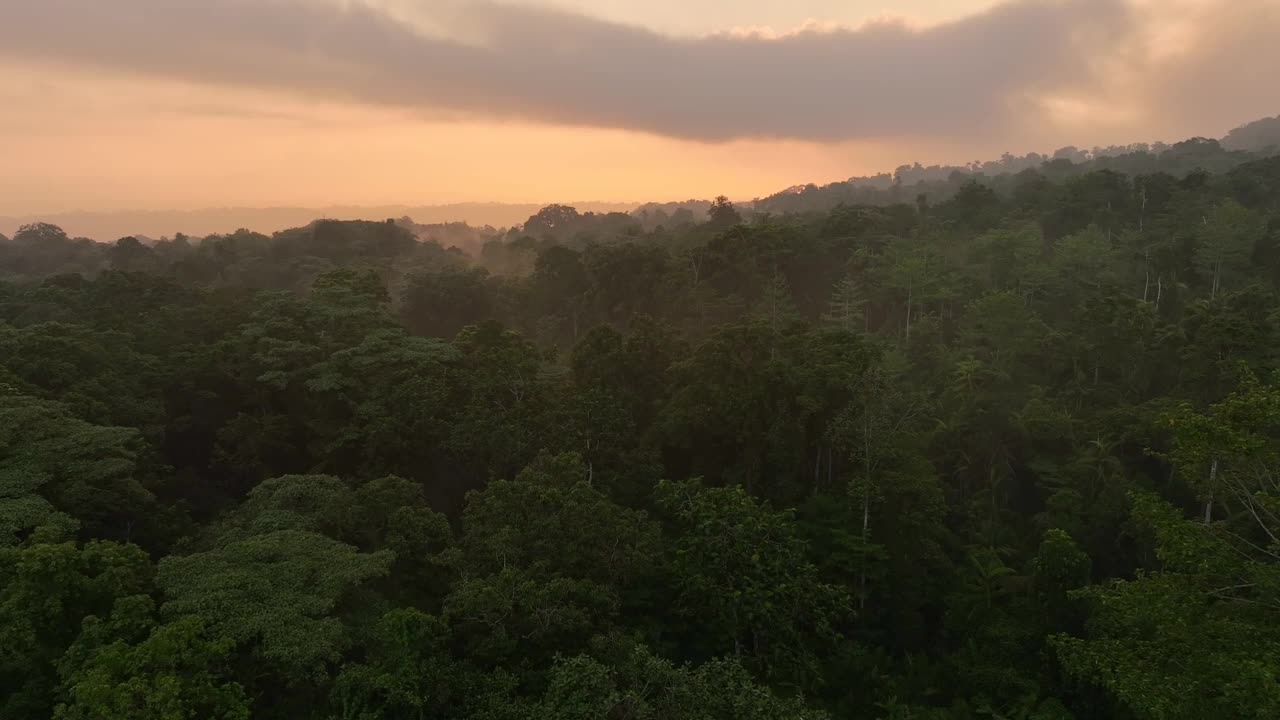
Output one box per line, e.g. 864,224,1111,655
0,0,1273,143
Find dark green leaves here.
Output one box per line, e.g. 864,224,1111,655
158,530,392,679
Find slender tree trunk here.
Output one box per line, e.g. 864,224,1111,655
904,283,913,342
1142,247,1150,302
1139,184,1147,233
859,419,872,611
1204,458,1219,524
859,483,870,611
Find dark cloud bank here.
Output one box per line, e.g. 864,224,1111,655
0,0,1275,142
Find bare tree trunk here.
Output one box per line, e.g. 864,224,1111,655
859,483,869,611
1204,458,1218,524
1142,247,1150,302
904,283,913,342
859,420,872,611
1138,184,1147,233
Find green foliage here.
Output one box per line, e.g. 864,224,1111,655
0,395,155,543
5,148,1280,718
533,644,828,720
0,539,153,719
443,566,617,671
1193,200,1264,298
157,530,393,680
438,453,660,672
1053,495,1280,719
56,614,250,720
657,480,850,688
455,452,660,586
401,267,494,339
331,608,516,720
0,322,165,431
824,275,868,333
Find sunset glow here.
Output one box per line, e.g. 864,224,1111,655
1,0,1276,231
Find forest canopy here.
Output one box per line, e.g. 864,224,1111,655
3,132,1280,719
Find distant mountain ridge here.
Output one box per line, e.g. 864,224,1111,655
751,114,1280,214
6,115,1277,242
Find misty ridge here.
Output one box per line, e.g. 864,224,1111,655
4,113,1278,253
0,202,640,247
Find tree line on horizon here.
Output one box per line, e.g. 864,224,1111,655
1,139,1280,717
6,113,1277,248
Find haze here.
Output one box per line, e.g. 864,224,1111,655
1,0,1277,229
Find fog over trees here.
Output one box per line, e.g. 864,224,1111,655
3,116,1280,719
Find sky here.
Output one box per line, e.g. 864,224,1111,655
0,0,1277,224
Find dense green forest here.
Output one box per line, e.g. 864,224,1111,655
3,146,1280,719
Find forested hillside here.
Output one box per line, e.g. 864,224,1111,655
3,152,1280,719
753,121,1280,216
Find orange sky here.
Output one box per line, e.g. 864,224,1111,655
0,0,1276,221
0,67,924,212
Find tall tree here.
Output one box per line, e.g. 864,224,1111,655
1194,200,1264,299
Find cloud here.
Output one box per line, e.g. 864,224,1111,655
1135,0,1280,139
0,0,1272,143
